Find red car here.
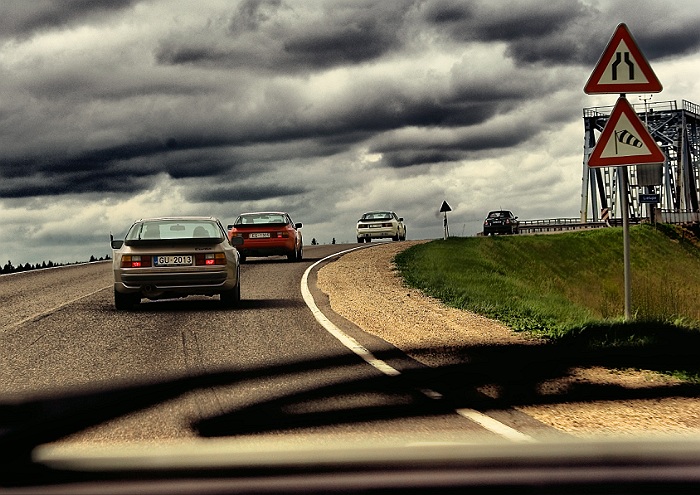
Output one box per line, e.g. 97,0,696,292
228,212,303,262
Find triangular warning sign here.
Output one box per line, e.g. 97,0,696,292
439,200,451,213
584,23,662,94
588,97,665,168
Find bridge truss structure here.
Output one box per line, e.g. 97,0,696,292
581,99,700,222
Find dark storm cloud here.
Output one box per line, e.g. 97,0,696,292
373,120,536,169
424,0,583,42
0,171,155,199
0,0,136,39
186,183,306,203
423,0,700,66
0,138,236,196
156,0,418,72
379,150,463,168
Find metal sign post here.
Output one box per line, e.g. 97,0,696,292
619,168,632,320
439,201,452,240
585,23,664,322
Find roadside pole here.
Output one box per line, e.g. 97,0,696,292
439,200,452,240
619,168,632,320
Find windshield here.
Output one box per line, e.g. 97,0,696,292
2,1,700,492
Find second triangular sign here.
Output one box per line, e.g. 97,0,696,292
588,97,665,168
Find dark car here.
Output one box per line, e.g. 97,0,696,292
483,210,519,235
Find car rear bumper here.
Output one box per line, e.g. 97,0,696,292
115,268,234,294
238,239,297,257
356,228,397,239
484,225,517,234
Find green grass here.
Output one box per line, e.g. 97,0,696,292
394,224,700,381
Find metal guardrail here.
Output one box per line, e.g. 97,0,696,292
479,213,697,236
517,219,607,234
658,210,700,224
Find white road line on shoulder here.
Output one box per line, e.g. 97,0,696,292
301,247,539,443
301,247,401,376
456,409,537,443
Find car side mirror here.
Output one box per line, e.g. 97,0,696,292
230,236,244,246
110,234,124,250
227,224,233,230
399,218,404,222
295,223,302,228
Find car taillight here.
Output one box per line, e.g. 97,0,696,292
121,255,151,268
195,253,227,266
278,232,289,238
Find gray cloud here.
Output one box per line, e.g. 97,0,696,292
0,0,137,40
157,0,419,72
1,0,700,263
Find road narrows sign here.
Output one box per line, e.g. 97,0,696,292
584,23,662,94
588,97,665,167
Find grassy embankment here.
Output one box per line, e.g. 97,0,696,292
394,224,700,380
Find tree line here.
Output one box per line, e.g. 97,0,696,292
1,255,111,275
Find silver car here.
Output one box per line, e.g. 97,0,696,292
111,217,243,310
356,211,406,243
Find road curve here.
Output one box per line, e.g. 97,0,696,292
0,245,554,445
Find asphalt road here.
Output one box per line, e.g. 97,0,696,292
0,244,558,447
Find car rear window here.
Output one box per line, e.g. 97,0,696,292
488,211,510,218
361,212,392,220
126,220,222,241
235,214,287,225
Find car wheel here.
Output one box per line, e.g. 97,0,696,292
366,237,371,243
357,237,363,243
297,243,303,261
392,234,399,241
114,289,139,310
220,272,241,308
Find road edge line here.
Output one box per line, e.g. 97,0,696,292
300,246,538,443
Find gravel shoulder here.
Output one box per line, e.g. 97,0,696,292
317,241,700,438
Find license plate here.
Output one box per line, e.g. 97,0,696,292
250,233,271,238
154,255,193,266
370,224,381,228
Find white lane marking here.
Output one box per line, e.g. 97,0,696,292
301,247,400,376
456,409,537,443
3,286,110,332
301,247,538,443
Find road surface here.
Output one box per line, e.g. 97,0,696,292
0,244,557,446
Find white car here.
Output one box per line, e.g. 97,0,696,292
356,211,406,243
111,216,243,310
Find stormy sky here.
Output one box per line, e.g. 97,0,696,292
1,0,700,265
